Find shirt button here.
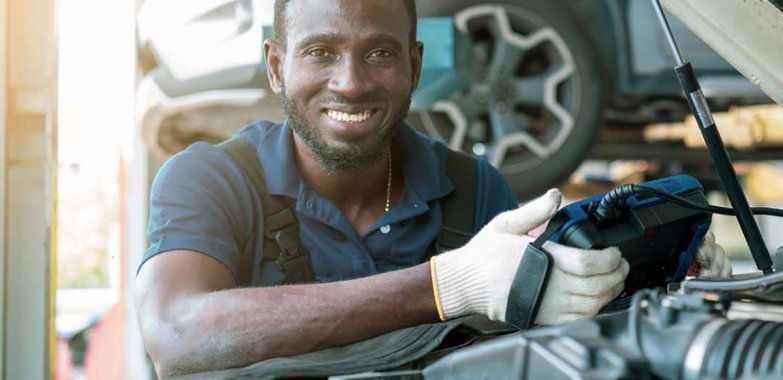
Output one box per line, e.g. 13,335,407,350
380,224,391,234
306,200,314,210
413,203,419,208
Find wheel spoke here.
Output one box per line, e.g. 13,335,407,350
489,109,514,140
483,9,526,72
489,109,527,139
411,71,472,111
508,132,550,158
490,41,524,73
514,75,548,106
453,94,487,120
516,133,548,158
489,131,550,167
429,100,468,151
415,111,448,143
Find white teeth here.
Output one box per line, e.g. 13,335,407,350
327,109,373,123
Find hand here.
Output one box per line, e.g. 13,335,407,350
688,232,732,278
534,241,629,325
431,189,629,325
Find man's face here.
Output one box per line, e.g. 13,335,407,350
265,0,423,173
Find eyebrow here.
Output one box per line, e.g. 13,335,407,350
363,33,404,51
293,32,404,52
293,33,341,51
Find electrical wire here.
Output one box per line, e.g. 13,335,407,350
632,185,783,218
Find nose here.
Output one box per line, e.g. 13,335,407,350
328,55,374,99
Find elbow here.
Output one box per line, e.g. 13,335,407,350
136,300,213,377
140,319,196,378
152,357,193,380
135,288,212,376
150,356,179,380
140,315,262,378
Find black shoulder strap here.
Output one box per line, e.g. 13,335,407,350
436,149,478,253
218,137,317,286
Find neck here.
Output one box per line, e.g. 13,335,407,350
292,134,391,211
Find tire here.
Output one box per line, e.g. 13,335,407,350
412,0,605,199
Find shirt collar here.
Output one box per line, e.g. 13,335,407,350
253,119,302,199
395,123,454,204
254,119,454,203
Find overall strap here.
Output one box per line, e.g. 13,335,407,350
219,137,317,285
436,149,478,253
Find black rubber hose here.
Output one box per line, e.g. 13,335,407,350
700,320,783,379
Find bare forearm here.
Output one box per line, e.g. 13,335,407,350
149,263,438,377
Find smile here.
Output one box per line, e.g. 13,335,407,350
326,109,376,123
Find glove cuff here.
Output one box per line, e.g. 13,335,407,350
432,251,489,320
429,257,447,321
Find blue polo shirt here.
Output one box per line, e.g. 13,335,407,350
142,120,518,285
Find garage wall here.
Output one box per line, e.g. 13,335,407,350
0,0,7,374
2,0,58,377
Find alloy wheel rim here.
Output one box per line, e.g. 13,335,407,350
422,4,581,173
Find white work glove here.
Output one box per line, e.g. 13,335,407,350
534,240,628,325
688,232,732,278
430,189,630,326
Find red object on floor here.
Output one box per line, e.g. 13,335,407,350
55,338,73,380
83,302,125,379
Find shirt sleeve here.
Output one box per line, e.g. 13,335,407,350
473,158,519,232
139,142,256,279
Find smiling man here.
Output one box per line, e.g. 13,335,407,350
134,0,731,378
272,0,420,235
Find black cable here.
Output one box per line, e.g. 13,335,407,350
632,185,783,218
594,184,636,222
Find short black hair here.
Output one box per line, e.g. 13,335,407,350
273,0,417,49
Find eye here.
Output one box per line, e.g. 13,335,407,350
305,47,332,58
368,49,394,59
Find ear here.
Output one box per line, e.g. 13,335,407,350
263,39,285,94
410,41,424,92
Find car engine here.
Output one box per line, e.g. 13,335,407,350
422,272,783,380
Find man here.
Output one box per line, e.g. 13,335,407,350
135,0,731,377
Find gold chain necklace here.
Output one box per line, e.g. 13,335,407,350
385,146,392,213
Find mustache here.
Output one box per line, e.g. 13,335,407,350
279,82,383,105
317,94,382,106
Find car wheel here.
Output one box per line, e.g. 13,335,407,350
413,0,605,199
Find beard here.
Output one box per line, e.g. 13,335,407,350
280,90,411,174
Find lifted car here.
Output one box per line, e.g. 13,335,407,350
137,0,772,199
411,0,771,197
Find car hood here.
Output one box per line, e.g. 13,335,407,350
662,0,783,106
